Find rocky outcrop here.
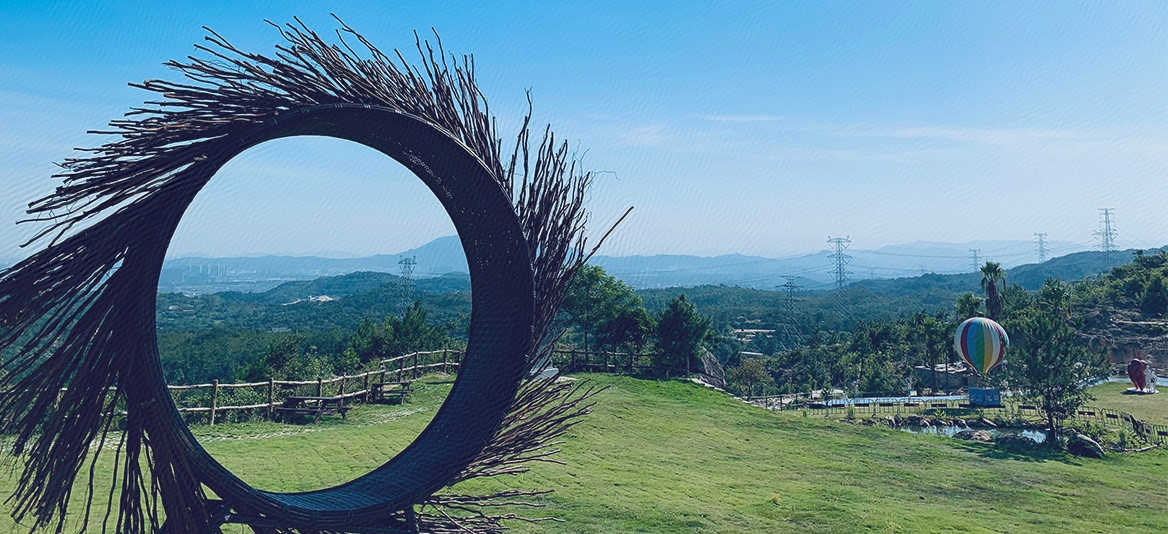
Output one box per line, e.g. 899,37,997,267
995,434,1040,450
954,430,994,443
1065,432,1105,458
695,349,726,389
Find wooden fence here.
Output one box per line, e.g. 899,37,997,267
383,348,683,377
761,395,1168,446
64,348,670,426
549,349,685,376
162,349,465,425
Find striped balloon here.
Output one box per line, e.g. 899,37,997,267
954,317,1009,375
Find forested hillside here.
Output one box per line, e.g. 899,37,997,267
157,272,470,384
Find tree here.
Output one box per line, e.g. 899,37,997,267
980,261,1005,321
561,265,648,352
597,302,655,354
654,294,713,375
348,301,450,366
1140,275,1168,317
244,334,334,381
1038,278,1073,319
725,358,772,397
1003,312,1108,444
912,312,952,391
956,292,983,320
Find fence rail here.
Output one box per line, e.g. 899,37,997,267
40,349,676,426
760,395,1167,446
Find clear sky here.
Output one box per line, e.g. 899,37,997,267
1,1,1165,261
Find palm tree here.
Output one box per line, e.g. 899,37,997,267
980,261,1005,321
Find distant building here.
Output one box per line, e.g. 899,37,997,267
731,329,775,343
911,362,984,392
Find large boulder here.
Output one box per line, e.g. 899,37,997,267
995,434,1040,451
694,349,726,389
954,430,994,443
1065,432,1105,458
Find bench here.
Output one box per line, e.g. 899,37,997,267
370,381,412,404
275,395,351,423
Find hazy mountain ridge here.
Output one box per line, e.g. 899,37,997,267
157,236,1106,293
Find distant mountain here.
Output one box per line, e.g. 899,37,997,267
852,247,1160,299
159,236,468,294
591,239,1087,289
157,235,1119,294
156,271,473,332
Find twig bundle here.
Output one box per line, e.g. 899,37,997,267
0,16,613,533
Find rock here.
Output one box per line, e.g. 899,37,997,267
1066,432,1105,458
995,434,1040,450
954,430,994,443
695,349,726,389
904,414,929,427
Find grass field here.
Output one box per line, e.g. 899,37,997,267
1,375,1165,533
1086,381,1168,425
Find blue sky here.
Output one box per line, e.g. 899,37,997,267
1,1,1165,261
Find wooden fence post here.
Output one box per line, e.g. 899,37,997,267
604,351,610,372
267,378,275,421
413,352,420,379
316,377,323,397
397,358,403,382
338,375,346,408
442,349,448,374
363,372,370,404
209,379,219,426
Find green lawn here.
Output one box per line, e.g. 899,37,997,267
1086,381,1168,425
1,375,1165,533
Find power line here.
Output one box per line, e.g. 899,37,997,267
1034,232,1048,263
1094,208,1117,266
827,237,851,289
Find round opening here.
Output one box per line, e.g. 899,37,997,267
158,136,467,492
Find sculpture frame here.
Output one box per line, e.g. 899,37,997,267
0,18,610,533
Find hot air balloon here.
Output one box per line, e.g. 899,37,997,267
954,317,1009,375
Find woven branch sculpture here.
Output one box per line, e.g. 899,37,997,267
0,17,614,534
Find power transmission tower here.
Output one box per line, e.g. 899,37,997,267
1034,232,1048,263
398,255,417,278
398,255,417,310
827,237,852,289
969,249,982,272
781,275,799,313
779,275,802,349
1094,208,1117,266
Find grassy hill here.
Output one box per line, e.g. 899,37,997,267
2,375,1164,532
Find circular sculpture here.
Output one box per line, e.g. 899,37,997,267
0,20,602,533
143,105,534,526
